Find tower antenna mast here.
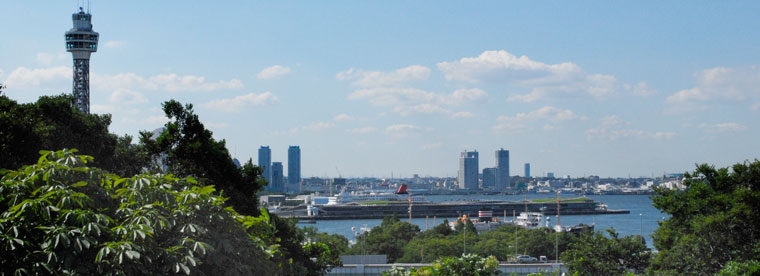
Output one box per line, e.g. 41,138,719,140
65,4,99,113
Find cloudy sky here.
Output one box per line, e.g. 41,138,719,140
2,1,759,178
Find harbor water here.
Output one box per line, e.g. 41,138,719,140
298,194,664,248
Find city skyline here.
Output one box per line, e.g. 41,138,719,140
2,2,759,178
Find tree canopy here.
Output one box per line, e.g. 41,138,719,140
140,100,265,215
0,149,340,276
649,160,760,275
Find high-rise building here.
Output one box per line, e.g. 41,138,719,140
272,162,284,192
483,168,498,189
258,146,272,190
495,148,510,190
458,150,479,190
525,163,531,178
65,7,99,113
287,146,301,193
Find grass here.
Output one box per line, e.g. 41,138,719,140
531,197,590,203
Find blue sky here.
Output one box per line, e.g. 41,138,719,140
2,1,759,178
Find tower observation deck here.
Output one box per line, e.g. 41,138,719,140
65,7,99,113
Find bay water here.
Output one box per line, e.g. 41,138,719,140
298,194,664,248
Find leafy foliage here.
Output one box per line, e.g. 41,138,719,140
560,229,650,276
0,94,130,173
349,215,421,263
383,254,500,276
139,100,265,215
0,149,338,276
650,160,760,275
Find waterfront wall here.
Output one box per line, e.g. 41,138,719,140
290,200,628,220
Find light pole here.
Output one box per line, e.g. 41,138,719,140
639,213,643,237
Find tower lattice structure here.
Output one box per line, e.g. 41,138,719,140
65,7,99,113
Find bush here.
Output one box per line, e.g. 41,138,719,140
0,149,274,275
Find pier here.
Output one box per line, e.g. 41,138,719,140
279,198,629,220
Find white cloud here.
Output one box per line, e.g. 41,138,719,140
91,104,115,114
394,103,451,116
437,50,618,102
385,124,420,138
35,53,67,65
205,122,231,130
337,65,430,87
698,122,748,134
272,128,299,136
625,82,658,96
421,142,443,150
200,92,277,112
349,87,487,116
303,121,335,131
439,88,488,105
494,106,586,132
92,73,243,93
109,89,148,104
586,115,675,140
666,66,760,108
334,113,354,121
451,111,476,118
257,65,291,79
104,40,127,49
3,66,70,88
346,127,377,134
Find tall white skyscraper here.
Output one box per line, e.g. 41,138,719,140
458,150,479,190
288,146,301,193
496,148,510,191
258,146,272,190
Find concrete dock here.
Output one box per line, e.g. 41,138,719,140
279,198,629,220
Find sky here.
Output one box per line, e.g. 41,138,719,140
2,1,759,178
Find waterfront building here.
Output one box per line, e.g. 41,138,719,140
272,162,284,192
65,7,99,113
496,148,510,190
258,146,272,190
288,146,301,193
525,163,531,178
483,168,497,189
458,150,479,190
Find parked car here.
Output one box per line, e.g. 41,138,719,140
516,255,538,263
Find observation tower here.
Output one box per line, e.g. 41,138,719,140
65,7,99,113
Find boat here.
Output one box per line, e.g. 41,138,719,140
448,211,514,232
514,212,545,229
335,184,427,204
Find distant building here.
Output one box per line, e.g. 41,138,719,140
332,178,346,196
495,149,510,191
272,162,284,192
258,146,272,190
525,163,531,178
458,150,479,190
288,146,301,193
547,172,555,179
483,168,498,189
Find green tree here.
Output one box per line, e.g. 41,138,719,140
350,215,421,263
649,160,760,275
0,149,275,275
716,260,760,276
560,229,650,276
0,94,124,172
140,100,265,215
